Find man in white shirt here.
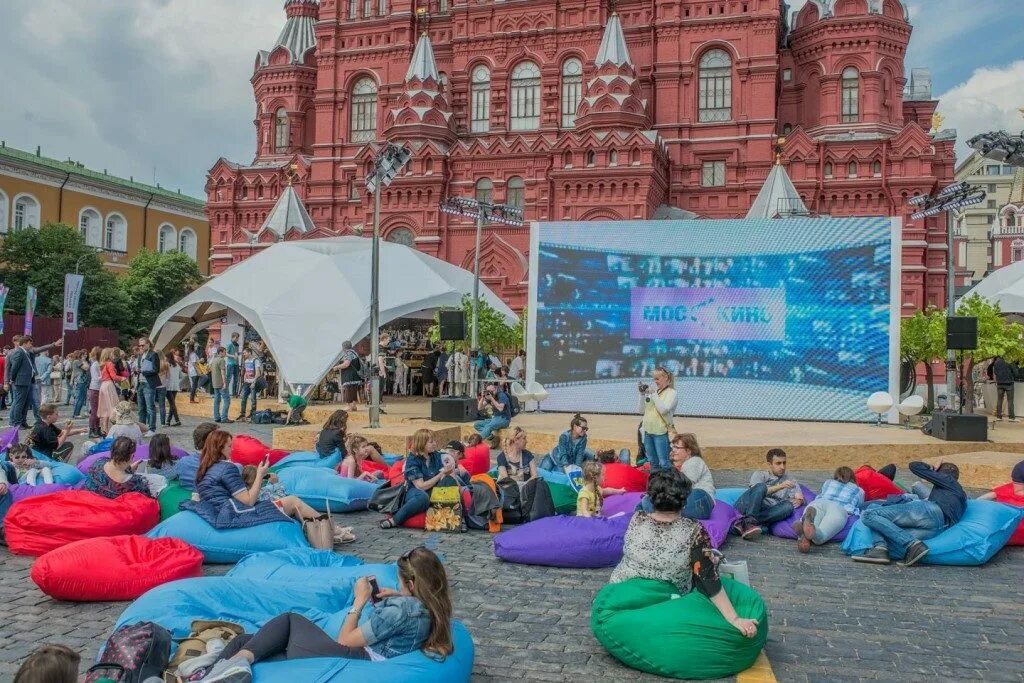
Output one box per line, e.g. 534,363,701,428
508,350,526,383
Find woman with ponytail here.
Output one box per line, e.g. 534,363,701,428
540,413,595,472
198,547,454,681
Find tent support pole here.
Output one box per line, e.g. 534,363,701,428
369,183,382,429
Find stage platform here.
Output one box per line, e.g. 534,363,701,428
176,396,1024,484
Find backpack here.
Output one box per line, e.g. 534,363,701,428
425,475,465,533
250,409,275,424
508,393,521,418
165,620,243,679
86,621,172,683
497,477,525,524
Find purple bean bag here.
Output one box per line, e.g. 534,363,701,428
602,492,643,517
771,508,858,543
10,483,71,502
494,514,633,568
766,485,816,537
76,443,190,474
0,426,19,452
703,500,742,548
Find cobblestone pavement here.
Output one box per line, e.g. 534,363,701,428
1,416,1022,681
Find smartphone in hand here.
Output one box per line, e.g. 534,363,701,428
367,577,381,604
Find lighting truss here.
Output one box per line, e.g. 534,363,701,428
366,143,412,193
439,197,524,227
967,130,1024,168
908,182,986,221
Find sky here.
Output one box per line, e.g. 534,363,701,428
0,0,1021,198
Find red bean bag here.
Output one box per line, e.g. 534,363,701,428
31,535,203,601
992,483,1024,545
387,459,406,487
462,444,491,476
854,465,904,501
4,491,160,557
602,463,649,493
362,460,389,475
230,434,290,466
401,489,473,529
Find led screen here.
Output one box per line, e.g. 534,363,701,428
527,218,900,422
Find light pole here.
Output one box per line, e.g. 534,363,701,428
365,143,411,429
439,197,523,387
908,182,987,406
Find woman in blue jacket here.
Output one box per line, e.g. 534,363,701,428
540,414,595,471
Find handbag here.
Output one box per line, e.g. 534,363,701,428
652,388,678,439
368,482,408,515
425,476,464,533
302,499,334,550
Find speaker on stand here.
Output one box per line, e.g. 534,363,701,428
439,310,467,342
433,310,473,419
926,316,987,441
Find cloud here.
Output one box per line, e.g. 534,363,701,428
936,60,1024,163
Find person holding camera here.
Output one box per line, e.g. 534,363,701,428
196,547,454,682
639,367,678,471
474,382,513,443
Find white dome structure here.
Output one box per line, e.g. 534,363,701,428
150,237,517,390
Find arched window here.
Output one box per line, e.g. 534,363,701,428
848,161,858,178
841,67,860,123
586,150,596,167
12,194,40,231
275,108,289,153
386,227,415,246
475,178,493,204
782,123,793,136
561,58,583,128
507,176,525,208
609,150,618,166
0,189,7,232
79,208,102,247
698,49,732,122
471,66,491,133
824,162,834,178
1013,239,1024,263
510,62,541,131
351,77,378,142
179,228,198,260
158,223,177,253
872,160,882,176
104,213,127,251
349,0,358,18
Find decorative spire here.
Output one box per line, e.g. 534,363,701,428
595,13,632,68
746,163,809,219
405,32,440,83
254,182,316,241
257,0,318,68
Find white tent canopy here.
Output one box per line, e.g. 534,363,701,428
150,237,517,390
958,260,1024,313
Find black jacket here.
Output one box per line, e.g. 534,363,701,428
988,358,1016,385
909,461,967,525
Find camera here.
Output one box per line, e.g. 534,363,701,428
638,383,649,393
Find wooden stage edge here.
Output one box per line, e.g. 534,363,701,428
176,396,1024,486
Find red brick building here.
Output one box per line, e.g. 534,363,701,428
206,0,955,311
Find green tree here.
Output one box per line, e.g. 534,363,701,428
956,294,1024,412
429,295,521,352
0,222,129,334
118,249,205,338
900,307,946,410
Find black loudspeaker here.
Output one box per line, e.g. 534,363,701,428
928,411,988,442
439,310,467,341
431,397,476,423
946,316,978,350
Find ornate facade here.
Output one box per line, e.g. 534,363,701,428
207,0,955,311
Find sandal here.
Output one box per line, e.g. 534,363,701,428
379,518,396,529
334,526,356,544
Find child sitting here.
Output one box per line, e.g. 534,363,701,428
241,465,287,502
8,444,55,486
337,435,385,481
576,461,605,517
29,403,84,462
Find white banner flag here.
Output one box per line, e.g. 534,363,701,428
63,273,84,331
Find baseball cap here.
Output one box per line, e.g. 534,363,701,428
446,440,465,454
1012,459,1024,484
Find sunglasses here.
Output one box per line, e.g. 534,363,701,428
399,546,425,563
579,426,589,432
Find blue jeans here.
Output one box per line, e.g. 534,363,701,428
861,499,945,560
0,491,12,529
227,365,240,396
734,483,795,527
643,432,671,471
539,448,597,472
72,378,88,418
474,415,510,440
392,486,430,525
213,388,231,421
637,488,714,520
138,383,157,431
239,383,258,417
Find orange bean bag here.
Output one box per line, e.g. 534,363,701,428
854,466,904,501
230,434,290,466
4,491,160,557
602,463,650,493
992,483,1024,545
462,444,491,476
402,489,473,529
31,535,203,601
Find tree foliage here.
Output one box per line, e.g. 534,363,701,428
955,294,1024,363
0,223,203,342
900,307,946,410
429,295,521,352
119,249,204,338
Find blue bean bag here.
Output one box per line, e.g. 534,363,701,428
841,499,1024,566
87,438,114,455
111,576,475,682
228,548,391,585
146,511,309,564
276,466,382,513
271,451,342,472
494,512,633,568
0,450,84,487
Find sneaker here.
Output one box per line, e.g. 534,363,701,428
198,657,252,683
801,507,816,542
221,419,235,424
1010,418,1019,423
143,431,156,438
901,540,930,567
740,523,762,541
853,546,891,564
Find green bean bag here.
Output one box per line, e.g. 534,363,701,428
158,483,192,521
548,482,578,514
590,578,768,680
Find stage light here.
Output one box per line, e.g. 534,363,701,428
937,181,969,199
